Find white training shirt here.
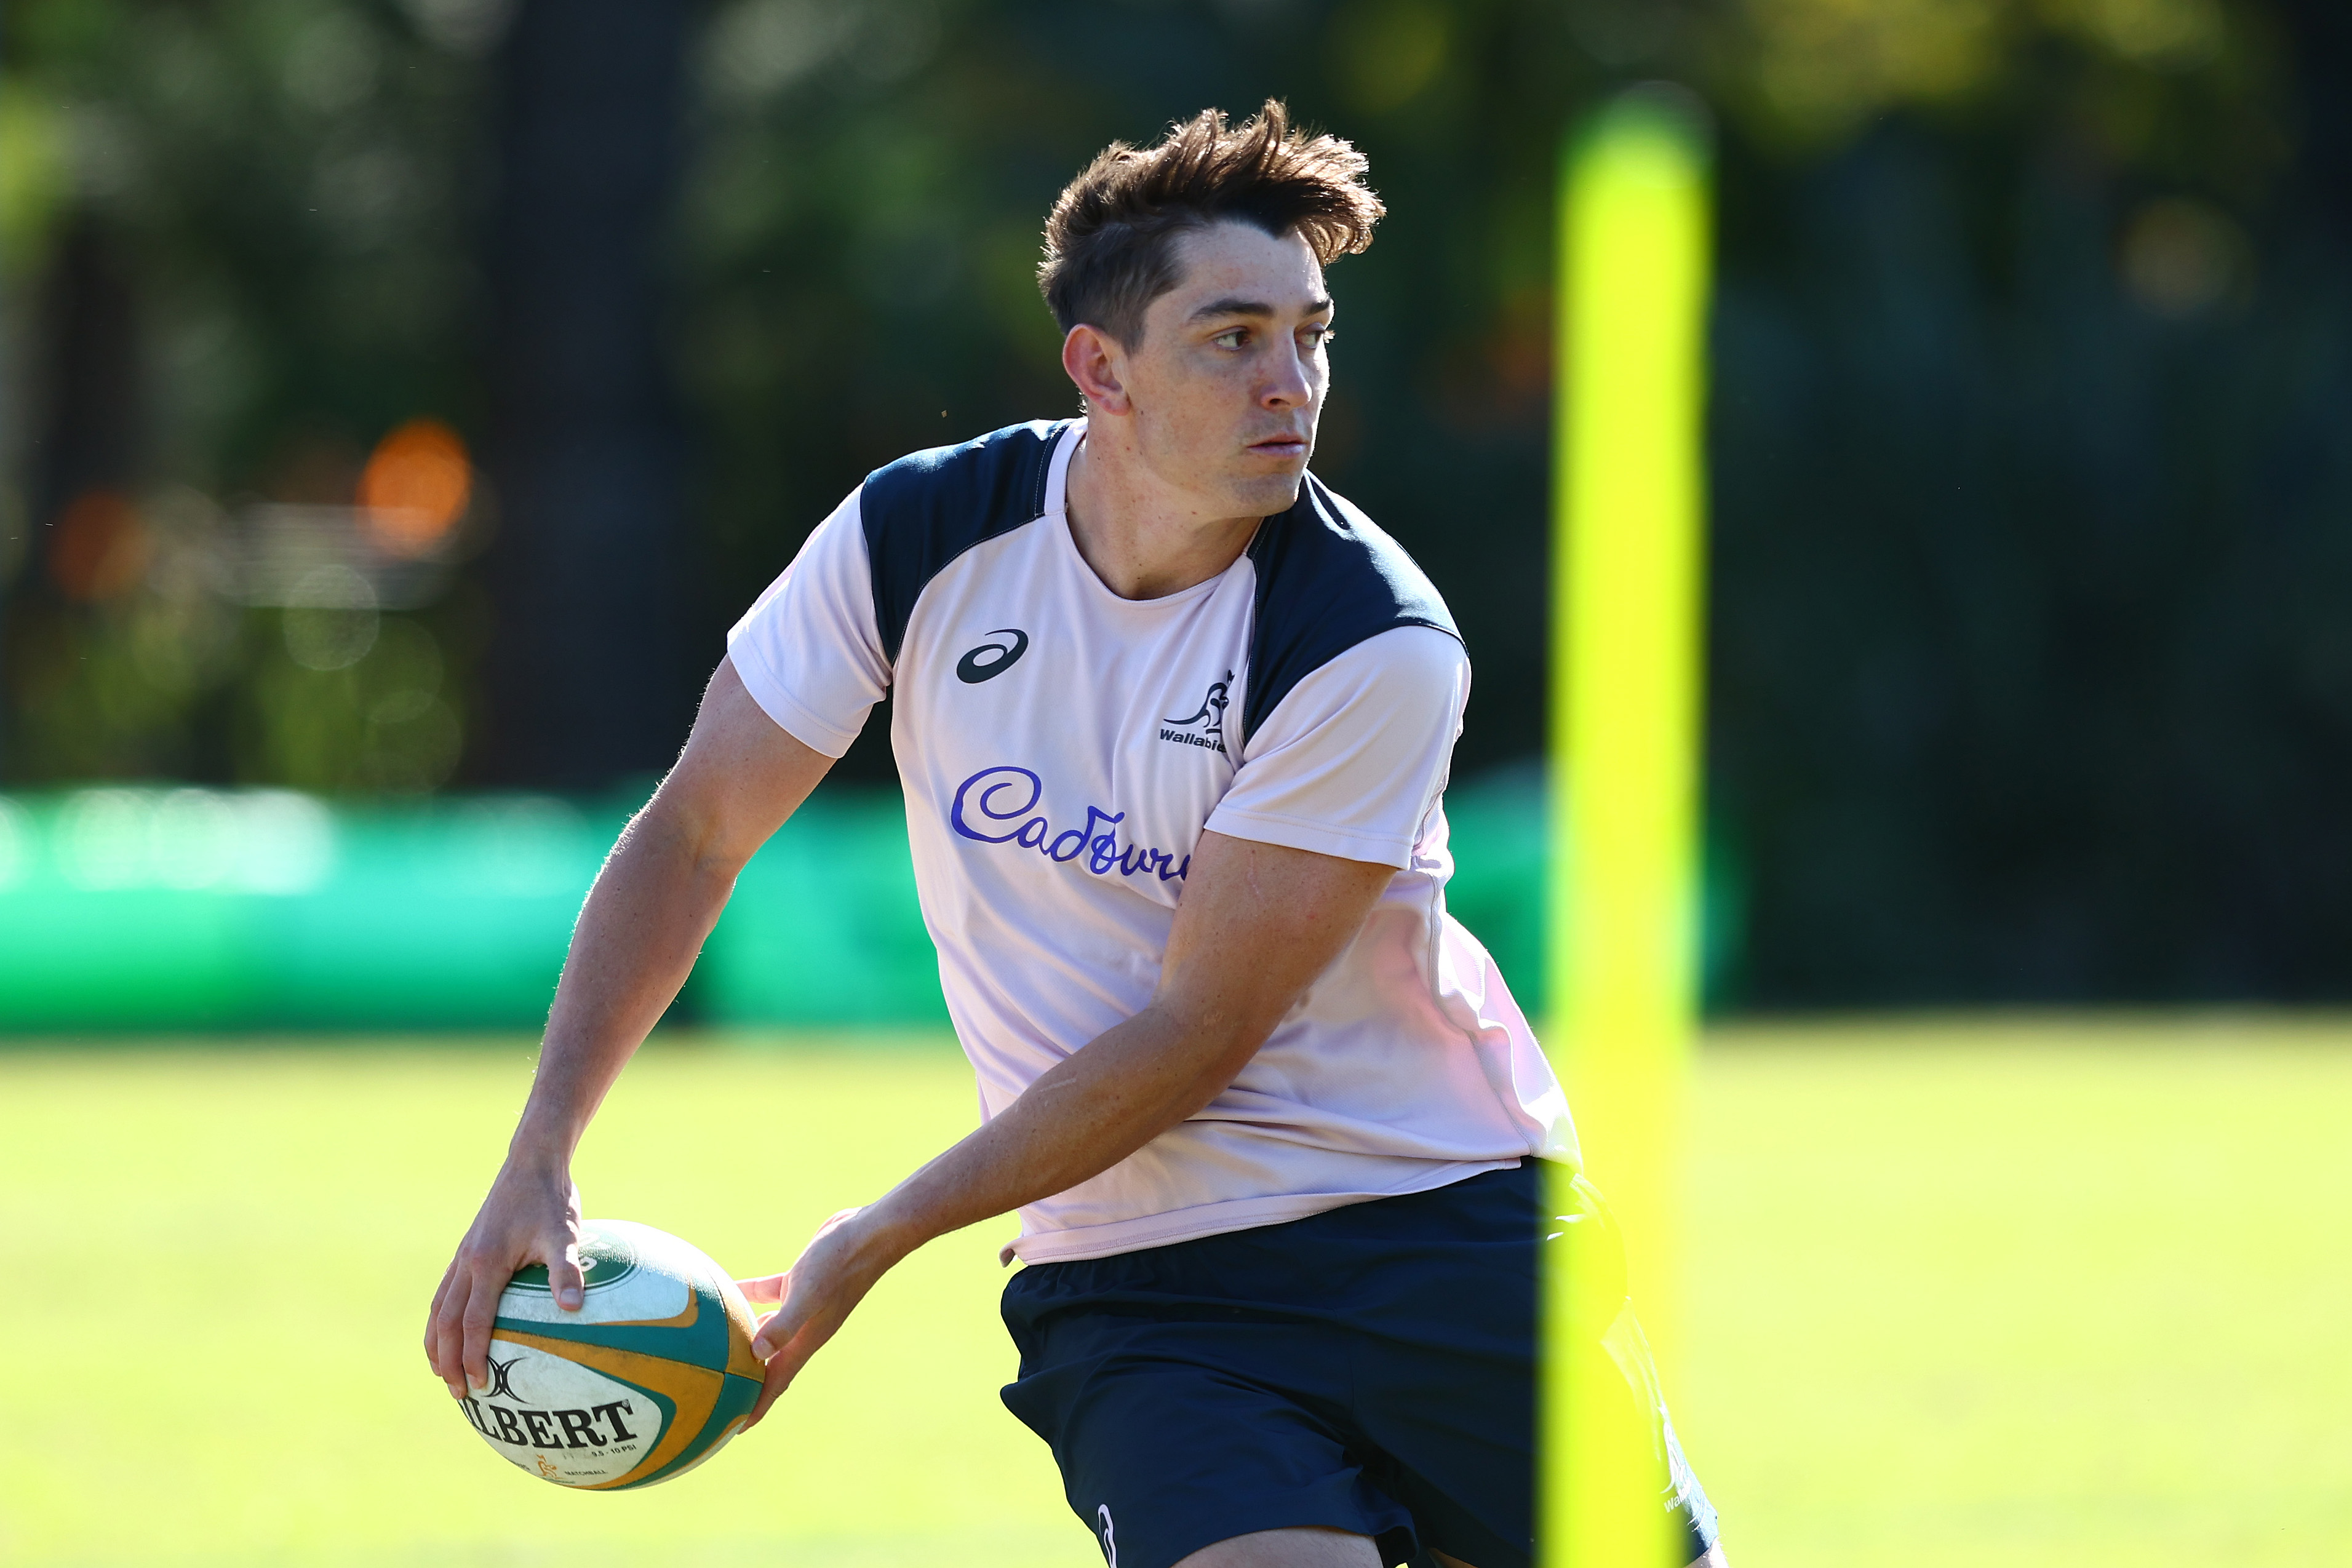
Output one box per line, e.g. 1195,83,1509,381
728,420,1575,1263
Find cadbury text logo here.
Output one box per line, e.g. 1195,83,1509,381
949,766,1190,882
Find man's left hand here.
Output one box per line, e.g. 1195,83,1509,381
733,1206,903,1428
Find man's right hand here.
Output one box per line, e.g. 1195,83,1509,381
425,1160,586,1396
418,658,834,1400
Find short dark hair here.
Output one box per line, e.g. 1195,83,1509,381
1038,100,1384,348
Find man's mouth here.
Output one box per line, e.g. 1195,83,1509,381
1246,433,1310,458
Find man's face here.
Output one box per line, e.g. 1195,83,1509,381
1117,220,1333,520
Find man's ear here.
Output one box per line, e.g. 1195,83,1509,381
1062,324,1133,415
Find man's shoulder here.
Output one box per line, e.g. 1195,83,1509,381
1239,474,1461,744
858,419,1072,659
863,419,1068,534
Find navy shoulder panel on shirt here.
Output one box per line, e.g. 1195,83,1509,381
1239,474,1461,747
861,419,1066,662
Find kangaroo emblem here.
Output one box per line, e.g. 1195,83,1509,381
1164,671,1232,736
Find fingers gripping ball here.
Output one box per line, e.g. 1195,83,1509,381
456,1220,765,1489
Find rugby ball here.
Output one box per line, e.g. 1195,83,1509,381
455,1219,765,1489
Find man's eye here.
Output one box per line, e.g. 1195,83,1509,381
1304,325,1336,348
1213,328,1249,349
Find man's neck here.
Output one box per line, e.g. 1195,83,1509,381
1062,423,1266,601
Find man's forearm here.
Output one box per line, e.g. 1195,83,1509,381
852,1004,1256,1261
816,834,1393,1273
431,663,831,1393
508,666,833,1166
733,835,1392,1409
511,805,743,1164
737,1007,1230,1401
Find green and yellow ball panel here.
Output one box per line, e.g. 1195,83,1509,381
458,1219,764,1490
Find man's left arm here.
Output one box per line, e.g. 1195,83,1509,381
735,827,1393,1423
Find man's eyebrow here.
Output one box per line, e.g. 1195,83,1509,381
1188,295,1336,322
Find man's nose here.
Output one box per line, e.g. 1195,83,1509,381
1260,343,1315,407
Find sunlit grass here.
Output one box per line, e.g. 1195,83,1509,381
0,1033,1083,1568
1680,1016,2352,1568
1,1017,2346,1566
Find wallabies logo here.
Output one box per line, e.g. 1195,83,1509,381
1158,671,1230,755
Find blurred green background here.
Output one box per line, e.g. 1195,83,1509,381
6,0,2350,1002
0,770,1716,1028
2,2,2348,1566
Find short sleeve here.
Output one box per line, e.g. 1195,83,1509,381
1206,626,1467,869
724,488,890,758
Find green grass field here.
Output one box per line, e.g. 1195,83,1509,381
2,1017,2346,1567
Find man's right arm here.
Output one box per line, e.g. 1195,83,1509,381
423,655,832,1396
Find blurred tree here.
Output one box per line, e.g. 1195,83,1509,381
3,0,2348,1001
479,0,695,789
1694,0,2352,1000
2272,0,2351,223
0,0,496,788
26,215,141,535
675,0,2352,1001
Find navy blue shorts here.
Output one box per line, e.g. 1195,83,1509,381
1000,1163,1720,1568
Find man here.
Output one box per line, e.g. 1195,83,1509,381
427,102,1725,1568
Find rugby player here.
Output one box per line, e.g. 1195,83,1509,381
428,101,1726,1568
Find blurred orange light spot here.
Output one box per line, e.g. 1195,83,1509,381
359,418,472,557
48,490,151,602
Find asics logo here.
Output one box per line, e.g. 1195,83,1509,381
956,628,1030,683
